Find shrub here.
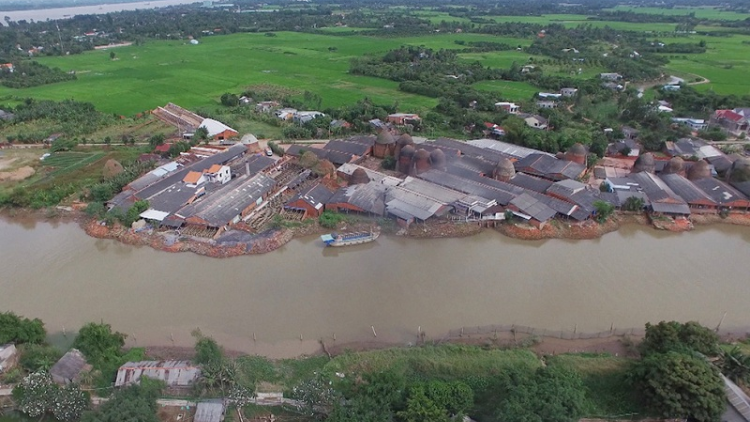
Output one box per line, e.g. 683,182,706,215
319,211,345,229
0,312,46,344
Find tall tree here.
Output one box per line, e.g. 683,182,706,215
629,351,725,422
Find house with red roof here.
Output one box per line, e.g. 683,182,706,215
710,109,749,136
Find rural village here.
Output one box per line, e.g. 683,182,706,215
82,90,750,256
4,1,750,422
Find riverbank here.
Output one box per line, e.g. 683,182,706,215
5,206,750,258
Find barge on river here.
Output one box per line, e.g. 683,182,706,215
321,229,380,247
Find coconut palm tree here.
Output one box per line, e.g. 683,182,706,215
720,346,750,385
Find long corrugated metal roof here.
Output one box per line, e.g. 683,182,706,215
399,177,466,204
514,154,585,181
651,202,691,215
337,163,401,185
195,401,224,422
660,173,716,205
693,177,750,205
328,182,387,215
178,173,276,226
417,170,516,205
467,138,552,160
508,173,554,193
510,193,556,222
115,360,199,387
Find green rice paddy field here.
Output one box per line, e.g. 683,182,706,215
604,5,750,21
0,32,532,115
1,10,749,116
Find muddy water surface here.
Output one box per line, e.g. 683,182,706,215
1,218,749,357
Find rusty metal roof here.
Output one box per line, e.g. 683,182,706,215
115,360,200,388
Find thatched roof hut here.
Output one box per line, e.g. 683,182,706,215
50,349,90,385
493,157,516,181
373,130,396,158
429,149,447,170
350,168,371,185
688,160,712,180
396,133,413,146
398,145,416,174
727,157,750,184
103,159,124,179
662,156,685,175
569,143,587,156
375,130,395,145
413,148,431,174
399,145,415,157
395,133,414,158
632,153,656,174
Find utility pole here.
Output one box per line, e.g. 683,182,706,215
55,22,64,55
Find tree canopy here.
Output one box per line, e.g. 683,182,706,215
639,321,720,357
629,351,724,422
0,311,46,344
494,367,588,422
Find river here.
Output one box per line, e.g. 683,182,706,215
1,217,749,357
0,0,197,25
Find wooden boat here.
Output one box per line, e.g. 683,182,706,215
321,228,380,247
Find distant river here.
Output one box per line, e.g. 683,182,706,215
0,0,197,25
1,217,750,357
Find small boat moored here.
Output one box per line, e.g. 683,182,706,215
321,228,380,247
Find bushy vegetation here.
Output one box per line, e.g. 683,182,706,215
318,210,347,229
72,322,145,391
12,372,90,422
80,379,163,422
0,311,46,344
628,321,725,422
0,61,76,88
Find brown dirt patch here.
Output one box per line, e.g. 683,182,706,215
157,405,195,422
692,212,750,227
406,220,484,238
0,166,35,181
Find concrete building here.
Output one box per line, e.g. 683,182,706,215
199,118,239,141
495,102,520,114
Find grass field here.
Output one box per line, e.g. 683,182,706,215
548,353,644,417
604,5,750,21
0,32,526,116
0,11,746,117
663,34,750,96
472,80,539,101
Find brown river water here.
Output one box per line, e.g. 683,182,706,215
0,0,197,25
1,217,749,357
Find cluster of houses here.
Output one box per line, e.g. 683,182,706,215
107,142,284,236
710,108,750,137
279,127,750,228
490,87,578,133
0,344,224,422
602,129,750,217
106,117,750,233
495,101,549,130
283,133,598,228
